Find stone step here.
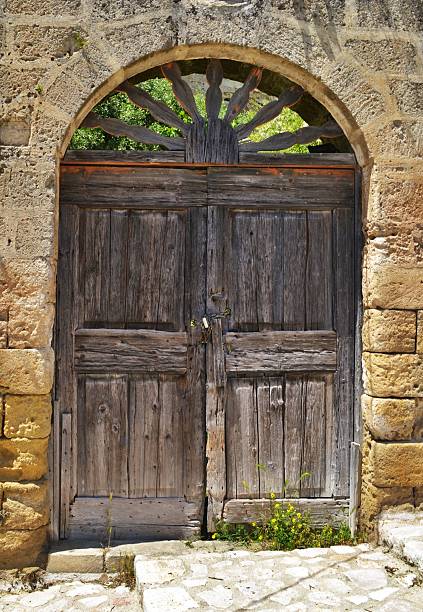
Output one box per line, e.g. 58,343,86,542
47,539,220,573
378,511,423,575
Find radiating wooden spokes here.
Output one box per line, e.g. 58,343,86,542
81,59,343,162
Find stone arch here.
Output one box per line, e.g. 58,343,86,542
52,42,370,168
3,2,422,568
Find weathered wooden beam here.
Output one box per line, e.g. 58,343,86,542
223,498,350,528
81,112,185,149
236,86,304,140
68,497,201,541
74,328,187,373
205,59,223,120
161,62,202,122
225,66,263,123
116,80,188,135
240,121,343,152
225,331,337,373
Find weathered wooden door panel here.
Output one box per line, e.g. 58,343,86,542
57,165,207,539
57,160,356,538
77,375,128,497
206,166,355,526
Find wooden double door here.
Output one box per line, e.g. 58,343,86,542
54,154,357,540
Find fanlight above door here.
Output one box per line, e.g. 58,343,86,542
82,59,343,164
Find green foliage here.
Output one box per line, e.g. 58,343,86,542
212,499,354,551
70,77,318,153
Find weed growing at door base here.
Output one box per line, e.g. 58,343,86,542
212,498,354,550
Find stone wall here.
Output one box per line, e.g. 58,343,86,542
0,0,422,567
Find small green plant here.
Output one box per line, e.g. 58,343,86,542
212,495,354,551
73,31,88,50
35,84,43,95
115,554,136,590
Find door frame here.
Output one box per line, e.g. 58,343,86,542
50,150,362,541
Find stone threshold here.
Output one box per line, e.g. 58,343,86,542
46,539,236,573
378,511,423,575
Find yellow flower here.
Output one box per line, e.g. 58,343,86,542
212,533,218,539
298,523,303,528
292,517,296,523
258,534,263,541
251,522,257,527
274,503,281,509
297,513,302,518
270,492,276,499
271,518,277,524
288,504,294,512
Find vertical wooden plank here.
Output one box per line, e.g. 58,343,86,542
206,205,227,530
109,210,129,324
257,378,284,497
300,377,326,497
59,413,71,539
333,207,355,497
79,376,128,497
83,209,111,325
257,213,284,331
126,211,165,325
109,376,129,497
184,206,207,504
284,376,304,497
230,212,258,331
323,375,336,497
283,212,307,330
226,379,259,499
157,376,184,497
56,203,79,529
129,377,160,498
306,211,333,330
157,212,186,330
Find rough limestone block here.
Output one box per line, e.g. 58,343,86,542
7,301,54,349
0,348,54,394
371,441,423,487
391,80,423,117
0,121,31,146
4,395,51,438
0,526,47,569
362,309,416,353
363,352,423,397
364,264,423,310
344,39,416,73
0,438,48,481
4,0,81,15
368,177,423,230
0,66,46,99
15,213,55,258
362,395,416,440
365,123,423,163
46,547,104,573
3,164,55,213
0,257,55,301
11,25,85,62
1,481,49,530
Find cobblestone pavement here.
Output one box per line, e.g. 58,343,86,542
0,576,139,611
136,543,423,611
0,544,423,611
